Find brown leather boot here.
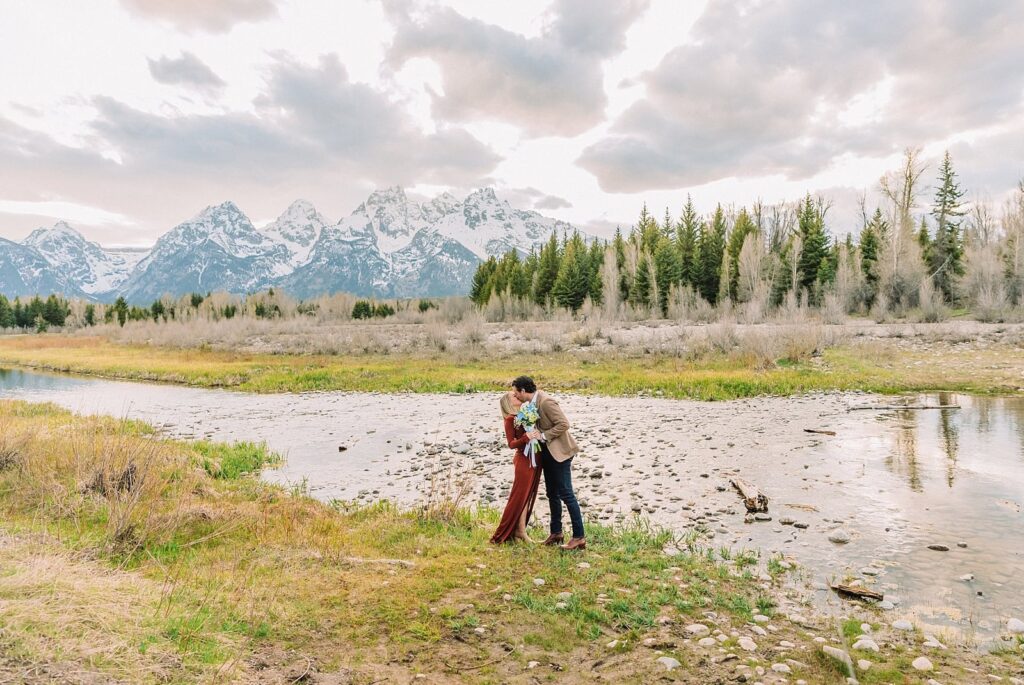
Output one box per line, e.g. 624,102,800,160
560,537,586,551
541,532,564,546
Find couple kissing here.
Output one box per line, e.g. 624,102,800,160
490,375,585,551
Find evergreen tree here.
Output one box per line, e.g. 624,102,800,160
698,205,727,303
676,196,700,289
113,296,129,327
587,240,604,305
662,207,674,238
727,208,757,300
637,203,660,255
930,150,966,302
84,303,96,326
552,235,590,312
42,295,67,327
653,236,680,317
859,208,885,303
917,216,932,265
151,299,166,322
796,195,829,299
717,247,731,305
469,257,497,305
632,253,653,309
533,233,561,306
0,295,13,328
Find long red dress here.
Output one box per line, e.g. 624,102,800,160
490,415,543,543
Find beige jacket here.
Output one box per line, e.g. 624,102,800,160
535,390,578,462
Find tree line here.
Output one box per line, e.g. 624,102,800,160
471,149,1024,321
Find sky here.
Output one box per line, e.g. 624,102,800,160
1,0,1023,247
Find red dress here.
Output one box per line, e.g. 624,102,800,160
490,415,543,543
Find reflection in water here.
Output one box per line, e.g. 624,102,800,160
888,410,921,491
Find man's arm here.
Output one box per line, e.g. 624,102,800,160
540,397,570,441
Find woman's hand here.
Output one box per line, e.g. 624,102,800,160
527,430,542,440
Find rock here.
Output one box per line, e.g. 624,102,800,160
771,663,791,674
533,578,545,586
1007,618,1024,634
927,544,949,551
737,636,758,652
780,516,795,525
698,637,718,647
606,640,618,648
754,513,772,521
556,591,572,600
453,443,472,454
502,593,513,601
957,541,968,548
857,659,871,671
959,573,974,582
828,529,851,544
912,656,934,671
527,660,539,669
473,626,486,635
852,638,879,652
821,646,854,677
554,602,567,610
685,624,710,636
656,656,681,671
779,640,795,648
794,521,809,529
753,614,770,623
577,561,591,569
892,619,914,631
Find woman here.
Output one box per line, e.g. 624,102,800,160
490,391,543,543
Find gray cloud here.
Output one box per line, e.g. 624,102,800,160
534,194,572,210
119,0,278,33
0,54,500,243
580,0,1024,193
386,1,649,136
148,52,226,93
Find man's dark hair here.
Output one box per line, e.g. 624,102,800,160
511,375,536,393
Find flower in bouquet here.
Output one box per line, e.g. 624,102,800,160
514,400,541,467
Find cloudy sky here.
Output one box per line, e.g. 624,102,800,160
2,0,1023,246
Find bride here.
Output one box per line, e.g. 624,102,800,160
490,391,542,543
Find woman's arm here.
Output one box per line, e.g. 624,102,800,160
504,416,530,449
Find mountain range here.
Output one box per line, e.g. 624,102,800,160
0,187,576,303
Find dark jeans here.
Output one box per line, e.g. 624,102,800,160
541,445,584,539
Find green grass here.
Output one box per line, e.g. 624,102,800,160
192,440,280,479
1,334,1021,400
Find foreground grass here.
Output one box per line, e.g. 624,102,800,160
1,334,1022,399
2,400,1020,683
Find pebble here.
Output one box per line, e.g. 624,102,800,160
771,663,791,674
959,573,974,582
753,614,770,623
1007,618,1024,634
527,660,539,669
852,638,879,652
892,619,914,631
857,659,871,671
656,656,681,671
685,624,710,636
577,562,591,569
533,578,545,586
912,656,934,671
828,529,851,544
737,636,758,652
698,637,718,647
927,544,950,552
556,591,572,600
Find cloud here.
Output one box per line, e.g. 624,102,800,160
534,194,572,210
386,0,649,136
119,0,278,33
148,52,226,93
579,0,1024,193
0,54,500,243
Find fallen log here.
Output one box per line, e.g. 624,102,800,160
730,477,768,513
848,404,960,411
830,584,884,602
804,428,837,436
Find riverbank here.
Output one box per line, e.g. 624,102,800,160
1,400,1022,683
1,321,1023,399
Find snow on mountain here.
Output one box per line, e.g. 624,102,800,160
120,201,288,303
1,187,581,302
259,199,329,274
23,221,145,296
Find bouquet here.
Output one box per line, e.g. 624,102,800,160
514,400,541,467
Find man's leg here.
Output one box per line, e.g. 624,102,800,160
541,446,562,536
558,457,585,540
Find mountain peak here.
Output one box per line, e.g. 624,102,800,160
466,187,499,203
24,220,85,247
365,186,408,207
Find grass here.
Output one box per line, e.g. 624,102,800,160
1,334,1022,400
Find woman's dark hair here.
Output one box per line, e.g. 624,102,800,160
511,375,536,393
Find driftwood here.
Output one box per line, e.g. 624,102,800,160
848,404,960,411
730,477,768,513
830,584,884,602
804,428,837,436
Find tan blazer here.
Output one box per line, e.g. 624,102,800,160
535,390,578,462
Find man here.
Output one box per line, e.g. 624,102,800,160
511,375,585,551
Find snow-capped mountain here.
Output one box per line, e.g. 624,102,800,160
0,236,85,299
120,201,289,303
23,221,145,296
0,187,579,302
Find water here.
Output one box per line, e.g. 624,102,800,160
2,367,1022,640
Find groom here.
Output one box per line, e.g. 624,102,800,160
511,375,585,551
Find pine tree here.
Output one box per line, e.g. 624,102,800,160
632,253,653,309
676,196,700,289
533,233,561,306
698,205,727,303
0,295,13,329
637,204,660,255
662,207,673,238
797,195,829,299
930,150,966,302
470,257,497,305
917,216,931,265
552,235,590,312
859,208,884,304
114,296,129,327
587,240,604,305
653,236,680,317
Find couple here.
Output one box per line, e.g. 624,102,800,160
490,375,586,551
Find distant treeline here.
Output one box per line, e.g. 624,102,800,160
471,149,1024,320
